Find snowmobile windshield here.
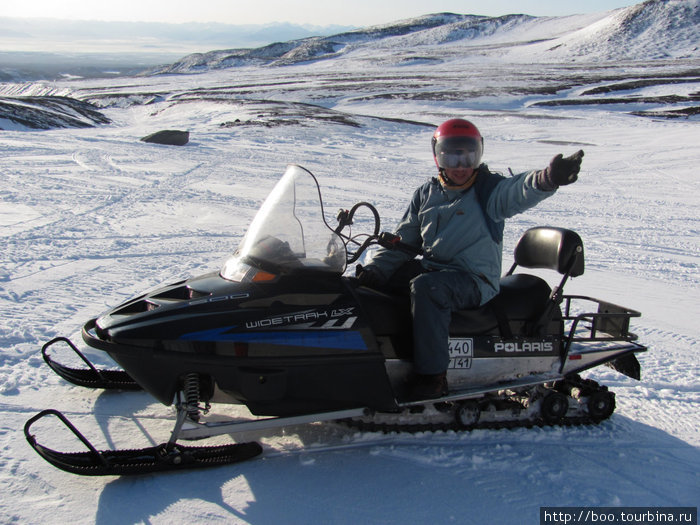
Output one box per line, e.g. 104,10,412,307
221,165,346,280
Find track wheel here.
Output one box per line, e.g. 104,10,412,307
541,392,568,423
457,401,481,428
587,390,616,421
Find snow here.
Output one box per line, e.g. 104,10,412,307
1,2,699,523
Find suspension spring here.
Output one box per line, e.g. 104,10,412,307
183,373,202,422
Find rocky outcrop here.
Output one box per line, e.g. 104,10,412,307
0,96,111,130
140,129,190,145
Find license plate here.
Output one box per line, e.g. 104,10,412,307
448,338,473,369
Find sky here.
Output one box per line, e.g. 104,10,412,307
2,0,642,26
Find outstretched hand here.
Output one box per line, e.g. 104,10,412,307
537,150,584,191
549,150,584,185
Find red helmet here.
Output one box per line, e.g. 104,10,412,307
431,118,483,170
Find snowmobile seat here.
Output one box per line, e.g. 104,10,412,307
505,226,585,333
356,227,584,339
451,226,584,336
356,271,555,338
449,274,554,335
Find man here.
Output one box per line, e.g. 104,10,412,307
357,118,583,400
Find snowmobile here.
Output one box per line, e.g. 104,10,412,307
25,164,647,476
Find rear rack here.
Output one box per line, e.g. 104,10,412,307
563,295,641,342
560,295,646,380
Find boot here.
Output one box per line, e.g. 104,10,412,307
406,372,448,401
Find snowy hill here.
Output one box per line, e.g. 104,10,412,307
525,0,700,60
149,13,478,73
153,0,699,74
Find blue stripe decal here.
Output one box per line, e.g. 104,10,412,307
180,327,367,350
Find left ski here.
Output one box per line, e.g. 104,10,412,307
24,409,262,476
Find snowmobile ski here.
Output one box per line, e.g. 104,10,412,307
42,337,141,390
24,409,262,476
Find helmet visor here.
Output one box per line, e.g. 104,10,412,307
434,136,483,169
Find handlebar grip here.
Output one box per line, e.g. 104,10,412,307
378,232,423,255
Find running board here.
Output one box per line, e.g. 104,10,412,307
398,374,567,407
179,407,369,440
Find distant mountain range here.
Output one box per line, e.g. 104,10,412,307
0,17,354,82
0,17,354,53
151,0,699,74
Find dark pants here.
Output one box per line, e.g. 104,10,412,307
386,261,481,375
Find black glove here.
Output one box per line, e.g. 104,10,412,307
356,264,384,288
537,150,584,191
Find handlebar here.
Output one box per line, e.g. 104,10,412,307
334,202,422,264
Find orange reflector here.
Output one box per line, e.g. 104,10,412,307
569,354,582,360
252,270,277,282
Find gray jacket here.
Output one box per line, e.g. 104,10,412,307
365,168,555,305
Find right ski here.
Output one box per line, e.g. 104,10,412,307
42,337,141,390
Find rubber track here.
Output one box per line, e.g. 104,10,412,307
341,412,602,434
341,377,612,434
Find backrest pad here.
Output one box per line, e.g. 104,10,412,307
513,227,585,276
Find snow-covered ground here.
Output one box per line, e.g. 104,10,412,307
1,5,699,523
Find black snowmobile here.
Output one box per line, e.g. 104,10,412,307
25,164,647,476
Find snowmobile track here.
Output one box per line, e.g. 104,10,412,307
342,376,615,434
